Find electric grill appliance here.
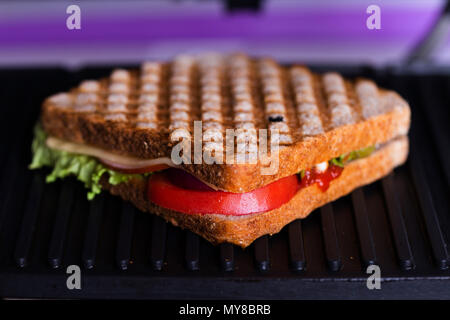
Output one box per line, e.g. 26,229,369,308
0,64,449,299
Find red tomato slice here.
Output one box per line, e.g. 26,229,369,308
147,169,299,216
100,158,170,174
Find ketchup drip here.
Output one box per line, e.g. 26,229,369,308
299,164,343,192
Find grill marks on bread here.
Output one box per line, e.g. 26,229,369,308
198,54,225,155
168,56,195,142
290,67,325,137
259,58,293,146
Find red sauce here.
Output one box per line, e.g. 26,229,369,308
299,164,343,192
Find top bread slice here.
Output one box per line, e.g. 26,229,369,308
41,53,411,193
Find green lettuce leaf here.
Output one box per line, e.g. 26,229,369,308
299,170,306,179
330,145,376,168
30,123,147,200
298,145,376,179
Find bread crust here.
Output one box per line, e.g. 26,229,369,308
102,136,409,247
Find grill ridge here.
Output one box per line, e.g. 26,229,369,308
220,243,234,272
351,188,377,267
254,235,270,272
14,172,44,268
48,180,75,269
150,214,167,271
382,173,415,271
320,204,342,272
185,231,200,271
82,194,105,269
116,202,136,270
288,219,306,271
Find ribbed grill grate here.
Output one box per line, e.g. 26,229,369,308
0,66,449,299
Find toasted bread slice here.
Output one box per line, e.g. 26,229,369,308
102,136,408,247
41,54,410,192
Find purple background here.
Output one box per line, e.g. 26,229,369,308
0,0,447,67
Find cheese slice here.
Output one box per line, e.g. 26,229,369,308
313,161,328,173
46,136,176,169
45,136,226,191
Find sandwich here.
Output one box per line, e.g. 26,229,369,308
30,53,411,247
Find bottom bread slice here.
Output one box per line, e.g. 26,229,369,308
102,136,409,248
